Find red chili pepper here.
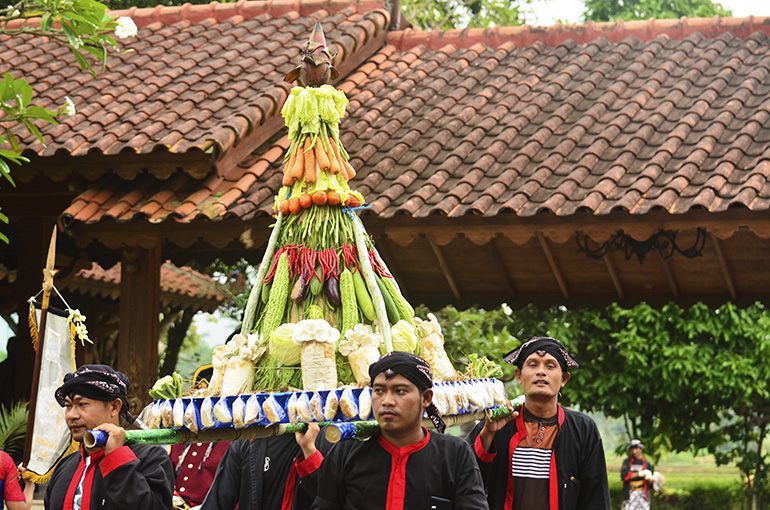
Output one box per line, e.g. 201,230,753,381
330,248,340,279
318,249,331,281
263,247,286,284
286,245,302,280
342,244,360,273
369,249,392,278
302,247,318,281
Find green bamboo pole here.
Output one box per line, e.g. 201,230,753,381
324,405,516,443
84,421,324,449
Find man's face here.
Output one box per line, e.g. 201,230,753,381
630,446,643,459
372,373,431,436
515,352,569,400
64,395,119,442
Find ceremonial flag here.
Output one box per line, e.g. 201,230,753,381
24,302,78,483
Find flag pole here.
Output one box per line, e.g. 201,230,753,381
23,225,58,465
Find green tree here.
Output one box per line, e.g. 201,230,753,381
0,0,137,242
583,0,732,22
435,301,770,507
400,0,528,30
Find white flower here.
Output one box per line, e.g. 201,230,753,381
292,319,340,345
114,16,138,39
339,324,380,356
501,303,512,316
59,96,76,117
11,9,20,16
66,308,92,345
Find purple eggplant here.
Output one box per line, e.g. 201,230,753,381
290,273,309,302
325,277,341,307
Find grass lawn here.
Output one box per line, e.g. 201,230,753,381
607,451,742,493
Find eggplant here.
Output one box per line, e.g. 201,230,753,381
325,277,341,307
290,274,309,302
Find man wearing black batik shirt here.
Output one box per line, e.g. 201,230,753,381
200,423,328,510
468,337,610,510
312,351,489,510
44,365,174,510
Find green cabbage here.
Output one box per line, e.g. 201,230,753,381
269,323,301,366
391,320,419,354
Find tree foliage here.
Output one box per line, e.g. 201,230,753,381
583,0,732,22
0,0,136,242
435,301,770,503
400,0,527,31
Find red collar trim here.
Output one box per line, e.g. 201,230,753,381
378,428,431,510
377,427,430,456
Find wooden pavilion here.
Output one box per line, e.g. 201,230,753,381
1,1,769,404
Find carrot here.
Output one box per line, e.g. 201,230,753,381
315,138,331,172
289,197,302,215
299,193,313,209
282,148,298,186
348,197,361,208
279,200,291,215
327,191,341,206
288,146,304,184
329,139,343,177
312,191,328,205
343,160,357,179
303,136,316,183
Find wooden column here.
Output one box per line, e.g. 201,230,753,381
118,244,161,415
12,217,48,403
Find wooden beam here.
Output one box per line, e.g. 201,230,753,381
657,252,680,299
537,232,570,300
710,233,737,300
488,236,516,300
603,254,625,300
118,244,161,413
428,237,461,301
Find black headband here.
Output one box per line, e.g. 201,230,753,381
55,364,134,423
503,337,579,372
369,351,446,433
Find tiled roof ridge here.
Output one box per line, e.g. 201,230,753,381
76,260,229,301
3,0,384,30
114,0,384,28
387,15,770,51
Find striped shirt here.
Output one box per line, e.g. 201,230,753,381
511,407,558,510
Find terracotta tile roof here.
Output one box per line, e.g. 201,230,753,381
0,0,389,176
61,15,770,225
67,261,231,311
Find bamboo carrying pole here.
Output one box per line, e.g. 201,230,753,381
84,405,517,448
84,422,322,449
324,405,514,443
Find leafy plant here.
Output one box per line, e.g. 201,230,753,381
0,0,138,243
583,0,732,22
0,401,28,458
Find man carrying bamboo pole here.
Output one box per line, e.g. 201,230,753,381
199,422,329,510
310,351,489,510
468,337,611,510
44,365,174,510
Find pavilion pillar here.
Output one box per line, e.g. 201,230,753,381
118,244,161,415
11,217,49,404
